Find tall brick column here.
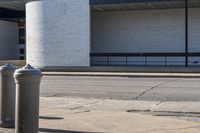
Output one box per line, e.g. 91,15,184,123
26,0,90,68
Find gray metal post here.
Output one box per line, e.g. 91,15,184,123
14,64,42,133
0,64,16,128
185,0,189,67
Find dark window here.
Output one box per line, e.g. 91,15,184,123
19,48,25,54
19,28,25,44
20,56,25,60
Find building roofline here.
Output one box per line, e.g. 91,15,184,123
90,0,184,5
0,0,185,5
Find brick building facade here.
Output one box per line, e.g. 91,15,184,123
0,0,200,67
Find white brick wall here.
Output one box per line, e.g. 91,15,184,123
26,0,90,67
0,21,18,60
188,8,200,52
91,9,186,53
91,8,200,66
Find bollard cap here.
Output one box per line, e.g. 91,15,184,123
14,64,42,79
0,63,17,72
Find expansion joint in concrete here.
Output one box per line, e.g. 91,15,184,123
70,100,100,110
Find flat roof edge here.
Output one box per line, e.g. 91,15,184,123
0,0,185,5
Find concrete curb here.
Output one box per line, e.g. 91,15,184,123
42,72,200,78
39,66,200,73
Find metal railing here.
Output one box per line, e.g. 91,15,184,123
90,52,200,66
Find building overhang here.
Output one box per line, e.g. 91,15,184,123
0,0,26,11
0,0,26,19
90,0,184,5
0,0,190,11
0,7,24,19
0,0,200,18
91,0,200,12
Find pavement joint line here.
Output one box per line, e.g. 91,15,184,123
74,110,91,114
70,100,100,110
159,126,200,131
49,93,64,97
150,101,164,110
126,110,200,116
133,79,177,100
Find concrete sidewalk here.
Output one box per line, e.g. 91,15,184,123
1,97,200,133
43,71,200,78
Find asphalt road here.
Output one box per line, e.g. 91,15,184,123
40,76,200,102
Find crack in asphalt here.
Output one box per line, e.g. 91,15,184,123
133,79,178,100
47,93,64,97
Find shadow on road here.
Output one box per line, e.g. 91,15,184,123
39,128,103,133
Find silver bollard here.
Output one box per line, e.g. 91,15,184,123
14,64,42,133
0,64,16,128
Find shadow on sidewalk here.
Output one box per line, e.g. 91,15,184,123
39,128,103,133
39,116,64,120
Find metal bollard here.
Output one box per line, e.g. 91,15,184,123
14,64,42,133
0,64,16,128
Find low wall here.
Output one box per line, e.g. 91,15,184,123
0,60,26,67
39,66,200,73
